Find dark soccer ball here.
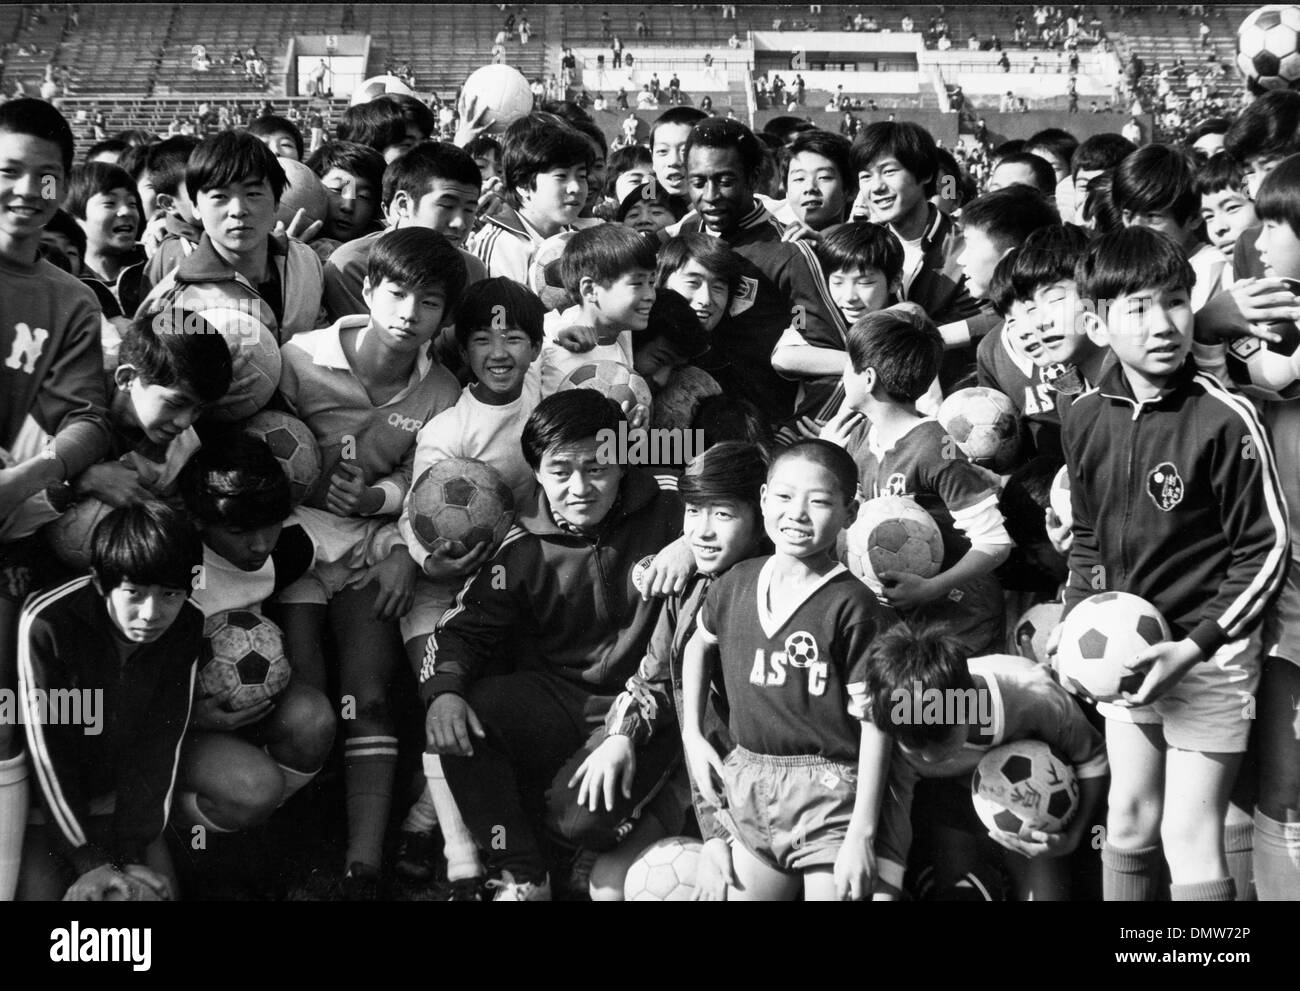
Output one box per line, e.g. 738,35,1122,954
408,458,515,557
240,410,322,506
844,495,944,595
938,387,1020,471
200,610,291,711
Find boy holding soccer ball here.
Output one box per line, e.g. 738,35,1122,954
1051,227,1288,901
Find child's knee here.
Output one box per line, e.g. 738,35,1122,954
279,687,336,761
1107,792,1161,845
216,761,285,827
588,852,628,901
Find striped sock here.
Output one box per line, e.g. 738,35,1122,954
176,790,234,834
0,752,29,901
424,751,482,882
1170,877,1236,901
1102,843,1162,901
344,736,398,871
1223,820,1255,901
1254,810,1300,901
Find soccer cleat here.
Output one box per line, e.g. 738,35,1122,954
486,870,551,901
566,848,599,898
394,829,438,882
444,876,488,901
341,862,382,901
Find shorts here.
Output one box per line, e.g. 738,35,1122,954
1263,554,1300,668
276,558,359,605
398,576,456,645
717,745,857,873
1097,629,1260,753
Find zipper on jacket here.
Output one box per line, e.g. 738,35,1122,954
1118,401,1144,586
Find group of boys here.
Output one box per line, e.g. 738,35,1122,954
1,66,1299,903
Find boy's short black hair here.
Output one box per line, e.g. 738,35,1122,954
961,186,1061,252
788,128,857,202
113,128,158,150
90,502,203,594
684,118,765,186
43,208,86,255
851,121,939,196
382,93,436,140
864,621,975,748
382,140,482,208
768,438,859,506
567,114,609,159
1195,150,1249,198
464,134,503,163
521,389,626,471
1254,153,1300,238
1225,90,1300,166
993,151,1057,194
1075,226,1195,303
122,135,199,200
764,116,818,146
1185,116,1230,158
247,115,305,160
991,139,1027,165
691,394,774,451
605,143,653,197
85,138,128,163
1026,127,1080,173
367,227,468,310
179,434,291,531
336,98,409,153
64,161,139,222
1071,133,1137,178
638,288,710,359
1010,224,1092,302
186,130,287,202
815,221,903,284
1112,143,1200,226
656,232,742,295
988,248,1020,316
650,105,708,145
678,440,768,519
559,223,659,299
118,310,233,404
846,309,944,403
935,146,976,209
502,113,594,194
305,140,385,197
616,180,687,224
453,276,546,349
1083,171,1122,233
0,98,76,174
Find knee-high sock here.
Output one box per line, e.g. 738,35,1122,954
424,751,481,882
344,736,398,870
176,791,235,834
0,752,28,901
1254,810,1300,901
1224,819,1255,901
401,785,438,833
1170,877,1236,901
1102,843,1162,902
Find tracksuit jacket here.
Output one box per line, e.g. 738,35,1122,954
1061,359,1289,657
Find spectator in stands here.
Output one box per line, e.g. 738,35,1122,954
902,14,914,32
519,15,531,45
616,88,628,111
600,9,611,39
637,10,649,38
839,111,859,139
668,74,681,106
968,32,980,51
1122,115,1143,146
700,95,714,114
729,32,740,49
622,112,638,144
637,85,657,110
612,36,623,69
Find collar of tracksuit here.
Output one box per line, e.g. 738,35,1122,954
516,467,664,539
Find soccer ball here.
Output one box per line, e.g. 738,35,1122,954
350,74,416,105
938,387,1020,471
274,157,331,231
1013,600,1064,666
309,237,344,263
558,361,654,413
44,497,114,570
1237,5,1300,93
199,306,283,423
408,458,515,556
784,631,819,668
1049,464,1072,529
240,410,322,506
1055,591,1170,703
527,231,577,311
651,365,723,431
1224,323,1300,401
623,836,703,901
971,740,1080,837
844,495,944,595
199,610,291,711
461,64,535,133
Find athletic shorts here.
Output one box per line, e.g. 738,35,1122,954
1097,629,1260,753
717,745,857,873
1263,555,1300,669
398,576,458,645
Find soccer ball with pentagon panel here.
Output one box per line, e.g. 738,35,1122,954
240,410,322,506
200,610,291,711
558,360,654,413
1014,600,1064,667
937,387,1020,471
44,496,115,571
350,74,416,105
197,306,283,424
1223,318,1300,401
623,836,703,901
971,740,1080,837
1237,5,1300,94
461,64,535,133
1055,591,1170,703
844,495,944,595
408,458,515,557
651,365,723,431
274,157,331,232
1049,464,1072,529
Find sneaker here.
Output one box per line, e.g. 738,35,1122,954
394,829,438,882
341,862,382,901
444,876,488,901
485,870,552,901
566,848,598,898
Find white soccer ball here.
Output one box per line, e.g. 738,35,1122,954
350,74,416,105
1050,464,1072,529
623,837,703,901
844,495,944,595
1237,5,1300,93
461,64,535,132
971,740,1080,837
1055,591,1169,703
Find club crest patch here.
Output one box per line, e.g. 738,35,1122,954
729,276,758,316
631,555,657,595
1146,461,1185,512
